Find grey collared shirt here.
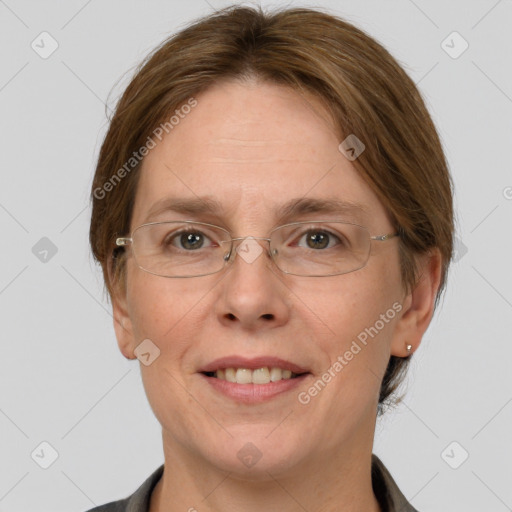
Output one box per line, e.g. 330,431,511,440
85,454,417,512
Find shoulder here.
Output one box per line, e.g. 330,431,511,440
85,500,129,512
83,464,164,512
371,454,419,512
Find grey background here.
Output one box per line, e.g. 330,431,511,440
0,0,511,510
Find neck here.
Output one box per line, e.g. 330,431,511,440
149,431,382,512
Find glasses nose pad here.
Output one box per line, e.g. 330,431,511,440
221,240,233,264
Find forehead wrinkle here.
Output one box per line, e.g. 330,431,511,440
203,138,312,163
212,138,289,146
206,157,305,164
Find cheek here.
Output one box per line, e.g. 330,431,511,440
126,265,212,342
296,266,401,399
301,269,398,344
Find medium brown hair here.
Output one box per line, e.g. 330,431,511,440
89,5,454,412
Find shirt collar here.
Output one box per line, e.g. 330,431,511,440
119,454,417,512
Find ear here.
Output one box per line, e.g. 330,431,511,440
390,248,443,357
108,262,137,360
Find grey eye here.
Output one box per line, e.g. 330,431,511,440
297,230,341,250
179,232,204,250
164,230,213,250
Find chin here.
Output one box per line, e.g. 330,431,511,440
193,427,310,478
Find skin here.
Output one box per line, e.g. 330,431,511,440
112,79,442,512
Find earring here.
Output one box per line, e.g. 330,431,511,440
406,343,412,354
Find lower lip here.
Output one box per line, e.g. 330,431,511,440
200,373,310,403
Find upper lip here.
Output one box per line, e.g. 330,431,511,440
199,356,310,374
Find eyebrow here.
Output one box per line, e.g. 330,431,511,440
144,196,368,224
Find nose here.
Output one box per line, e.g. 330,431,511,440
214,236,291,331
223,236,273,265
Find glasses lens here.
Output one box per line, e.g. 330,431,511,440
270,221,371,276
131,222,231,277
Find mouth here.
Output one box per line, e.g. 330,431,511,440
198,356,311,403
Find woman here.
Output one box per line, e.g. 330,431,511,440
88,5,453,511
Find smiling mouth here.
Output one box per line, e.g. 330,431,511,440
202,367,307,385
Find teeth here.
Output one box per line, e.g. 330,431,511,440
213,367,299,384
252,367,270,384
235,368,252,384
270,367,282,382
225,367,236,383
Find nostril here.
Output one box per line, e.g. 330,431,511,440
261,313,274,320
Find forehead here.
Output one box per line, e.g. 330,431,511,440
131,80,388,229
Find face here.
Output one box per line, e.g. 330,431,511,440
113,79,429,477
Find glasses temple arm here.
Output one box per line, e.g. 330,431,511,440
370,233,399,241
